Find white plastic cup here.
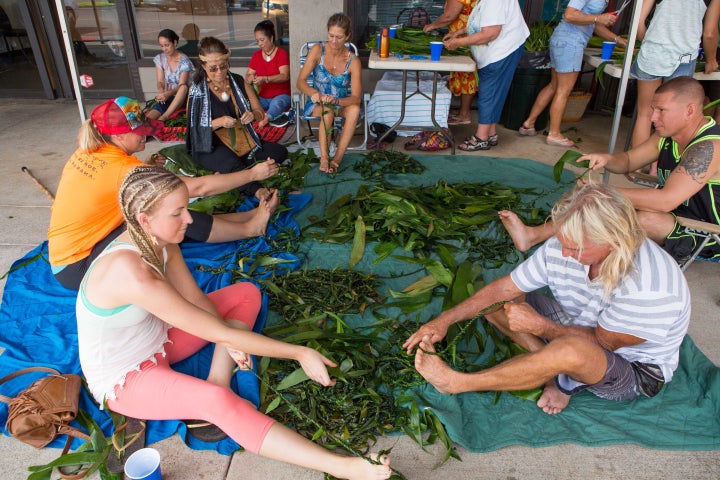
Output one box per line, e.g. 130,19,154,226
124,448,162,480
601,41,616,60
388,27,397,38
430,41,443,61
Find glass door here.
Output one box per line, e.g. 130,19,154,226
0,0,45,97
63,0,136,99
0,0,138,100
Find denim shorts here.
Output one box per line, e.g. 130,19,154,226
549,36,585,73
630,59,697,81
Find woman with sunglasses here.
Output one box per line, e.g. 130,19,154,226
187,37,287,200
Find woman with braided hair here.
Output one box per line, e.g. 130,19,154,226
76,165,392,480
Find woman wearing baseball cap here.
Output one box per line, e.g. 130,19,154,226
48,96,279,290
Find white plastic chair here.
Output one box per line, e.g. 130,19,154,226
292,41,370,151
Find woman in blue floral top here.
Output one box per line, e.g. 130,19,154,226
296,13,362,173
147,29,195,122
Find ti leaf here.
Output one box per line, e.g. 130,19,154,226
552,150,588,182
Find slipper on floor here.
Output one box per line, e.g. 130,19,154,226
185,420,228,443
107,417,147,474
518,125,537,136
546,136,575,147
447,114,471,125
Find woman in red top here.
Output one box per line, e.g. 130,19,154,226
246,20,292,127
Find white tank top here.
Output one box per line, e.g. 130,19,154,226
76,242,169,405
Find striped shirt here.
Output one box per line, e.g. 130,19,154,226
510,237,691,381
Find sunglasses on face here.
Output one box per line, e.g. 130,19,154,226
205,63,229,73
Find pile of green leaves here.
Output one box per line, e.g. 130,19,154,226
260,268,383,323
252,264,541,466
366,27,471,57
158,144,242,214
352,150,426,180
524,21,556,52
304,181,548,268
264,147,316,193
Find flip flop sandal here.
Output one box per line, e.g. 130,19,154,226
447,114,471,125
546,136,575,147
518,125,538,136
107,417,147,474
458,135,490,151
185,420,228,442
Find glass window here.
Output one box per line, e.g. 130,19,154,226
356,0,445,47
133,0,289,61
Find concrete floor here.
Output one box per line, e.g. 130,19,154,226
0,98,718,479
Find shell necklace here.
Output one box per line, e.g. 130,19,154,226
210,80,230,102
264,46,276,62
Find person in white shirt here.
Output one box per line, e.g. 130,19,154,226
444,0,529,151
404,183,690,415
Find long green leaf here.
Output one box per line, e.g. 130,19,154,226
552,150,587,182
349,215,366,268
276,367,310,390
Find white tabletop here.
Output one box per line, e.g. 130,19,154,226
368,50,476,73
583,49,720,80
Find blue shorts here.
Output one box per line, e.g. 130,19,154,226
630,59,697,81
477,45,524,125
549,33,585,73
151,94,176,114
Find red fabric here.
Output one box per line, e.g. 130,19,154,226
248,48,291,99
155,126,186,142
253,123,288,143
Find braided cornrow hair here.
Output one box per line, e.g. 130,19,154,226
119,165,184,275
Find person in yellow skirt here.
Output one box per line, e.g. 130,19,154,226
424,0,478,125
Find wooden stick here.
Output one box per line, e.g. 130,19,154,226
21,166,54,201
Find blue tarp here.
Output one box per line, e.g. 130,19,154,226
0,193,310,454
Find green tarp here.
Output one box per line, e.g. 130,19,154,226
282,152,720,452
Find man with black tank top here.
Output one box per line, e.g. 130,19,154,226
498,76,720,264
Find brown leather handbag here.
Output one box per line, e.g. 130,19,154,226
0,367,90,449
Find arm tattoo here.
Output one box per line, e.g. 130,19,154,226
679,141,714,184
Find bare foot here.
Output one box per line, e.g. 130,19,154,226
319,157,333,173
498,210,534,252
343,453,391,480
414,336,456,394
536,382,570,415
241,189,280,238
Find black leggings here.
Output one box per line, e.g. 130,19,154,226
53,224,126,290
52,212,214,290
193,141,288,197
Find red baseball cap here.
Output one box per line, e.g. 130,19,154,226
91,96,163,136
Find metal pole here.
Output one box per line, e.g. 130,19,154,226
604,0,643,183
54,0,86,122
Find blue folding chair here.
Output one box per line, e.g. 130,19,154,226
292,41,370,151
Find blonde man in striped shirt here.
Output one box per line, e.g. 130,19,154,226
404,183,690,414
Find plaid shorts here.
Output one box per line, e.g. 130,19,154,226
525,293,665,401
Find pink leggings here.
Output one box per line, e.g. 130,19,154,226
106,282,275,454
